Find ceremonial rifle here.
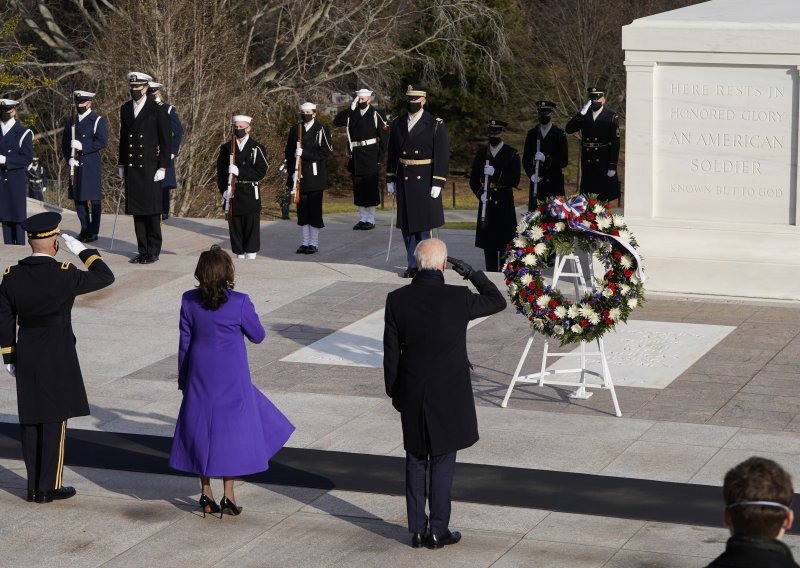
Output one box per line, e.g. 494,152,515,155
533,133,542,200
480,151,490,229
293,117,303,204
225,124,237,220
69,92,77,194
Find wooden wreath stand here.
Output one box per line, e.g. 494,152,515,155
500,252,622,417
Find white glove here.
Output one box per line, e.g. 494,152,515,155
295,147,303,158
223,188,233,200
228,164,239,176
580,100,592,115
387,181,395,194
350,97,358,110
480,192,487,204
530,173,541,183
118,165,125,179
153,169,166,182
535,151,546,162
431,186,441,198
69,158,80,168
171,153,175,160
607,170,616,178
483,164,495,176
70,139,82,151
291,172,298,188
5,364,14,377
61,233,87,256
0,155,6,165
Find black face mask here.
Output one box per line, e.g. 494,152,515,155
0,111,11,122
538,113,551,124
130,89,145,101
234,128,247,139
488,137,502,146
407,101,422,114
357,101,369,110
301,113,314,123
590,101,603,112
76,104,88,114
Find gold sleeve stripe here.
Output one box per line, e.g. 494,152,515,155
84,255,102,268
60,262,72,270
1,346,16,354
433,176,447,181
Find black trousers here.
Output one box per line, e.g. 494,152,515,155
483,248,505,272
75,199,101,237
352,173,380,207
405,451,456,536
2,222,24,245
133,214,163,257
162,188,171,217
229,213,260,255
297,191,324,229
20,421,66,492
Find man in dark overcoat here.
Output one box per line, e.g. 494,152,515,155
284,101,333,255
148,82,184,221
383,238,506,548
386,84,449,278
333,87,389,230
117,71,172,264
470,119,521,272
565,86,621,201
218,114,269,259
523,100,569,209
0,212,114,503
0,99,33,245
61,90,108,243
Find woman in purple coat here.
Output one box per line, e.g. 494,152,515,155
169,245,294,516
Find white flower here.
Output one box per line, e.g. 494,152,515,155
513,237,527,248
554,306,567,318
601,240,613,250
520,274,533,287
609,307,622,321
567,304,579,318
620,284,631,295
620,255,633,269
597,216,612,230
531,226,544,240
588,312,600,324
627,297,638,309
601,288,612,298
508,284,518,296
523,253,536,266
630,275,640,285
554,326,564,336
578,304,595,317
612,214,625,227
593,204,604,214
533,318,545,330
531,210,541,220
571,324,583,334
534,243,548,256
536,294,551,308
554,222,565,232
617,229,632,242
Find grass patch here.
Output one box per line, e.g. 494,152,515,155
441,221,477,230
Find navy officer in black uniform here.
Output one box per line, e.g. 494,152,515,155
0,212,114,503
565,86,621,201
386,84,450,278
470,119,520,271
333,88,389,230
523,100,568,209
147,81,184,221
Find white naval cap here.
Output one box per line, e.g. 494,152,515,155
299,102,316,111
354,88,373,98
0,99,19,109
73,90,96,101
232,115,252,124
147,81,163,91
127,71,153,85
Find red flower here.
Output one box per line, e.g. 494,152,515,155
613,251,622,259
527,282,535,289
602,309,609,317
544,235,552,241
608,282,617,292
581,320,589,327
613,229,620,236
587,213,595,221
605,318,613,325
606,270,614,278
548,313,557,320
606,203,612,210
527,245,535,253
588,199,596,206
590,223,598,231
549,299,558,308
624,269,632,278
505,279,510,285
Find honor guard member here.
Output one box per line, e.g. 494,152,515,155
386,84,450,278
284,102,333,255
118,72,172,264
523,100,568,209
565,86,621,201
333,88,389,230
26,158,47,201
218,115,269,259
0,99,33,245
0,212,114,503
61,90,108,243
148,82,184,220
470,120,521,272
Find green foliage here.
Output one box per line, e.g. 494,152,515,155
0,14,42,93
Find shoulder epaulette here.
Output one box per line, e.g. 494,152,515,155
156,100,165,106
435,117,444,123
3,266,11,276
60,261,72,270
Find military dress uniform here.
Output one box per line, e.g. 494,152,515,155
332,88,389,229
147,83,185,220
523,100,568,209
0,212,114,502
386,84,449,275
118,72,172,263
61,91,108,242
0,99,33,245
470,120,521,272
565,87,621,201
284,103,333,254
217,119,268,257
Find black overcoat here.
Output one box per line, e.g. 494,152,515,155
118,96,172,215
217,137,269,217
0,250,114,423
383,270,506,456
470,143,520,251
386,110,449,233
565,106,621,200
522,124,568,206
284,121,333,193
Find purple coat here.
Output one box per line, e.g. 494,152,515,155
169,289,294,477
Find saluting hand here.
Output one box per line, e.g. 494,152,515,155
580,100,592,115
5,364,14,377
447,256,474,280
61,233,87,256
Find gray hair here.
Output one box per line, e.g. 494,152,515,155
414,238,447,270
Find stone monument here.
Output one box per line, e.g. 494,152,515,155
622,0,800,299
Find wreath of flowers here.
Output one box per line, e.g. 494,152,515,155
503,194,645,345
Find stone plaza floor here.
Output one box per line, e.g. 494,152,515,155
0,199,799,567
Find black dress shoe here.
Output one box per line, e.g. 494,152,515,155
36,486,76,503
139,254,157,264
353,221,365,230
129,254,143,264
362,222,375,230
84,234,98,243
402,267,418,278
411,532,426,548
305,245,318,254
426,530,461,549
77,234,89,243
26,490,35,502
296,245,309,254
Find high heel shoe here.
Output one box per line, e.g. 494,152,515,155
219,496,242,517
199,494,220,518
